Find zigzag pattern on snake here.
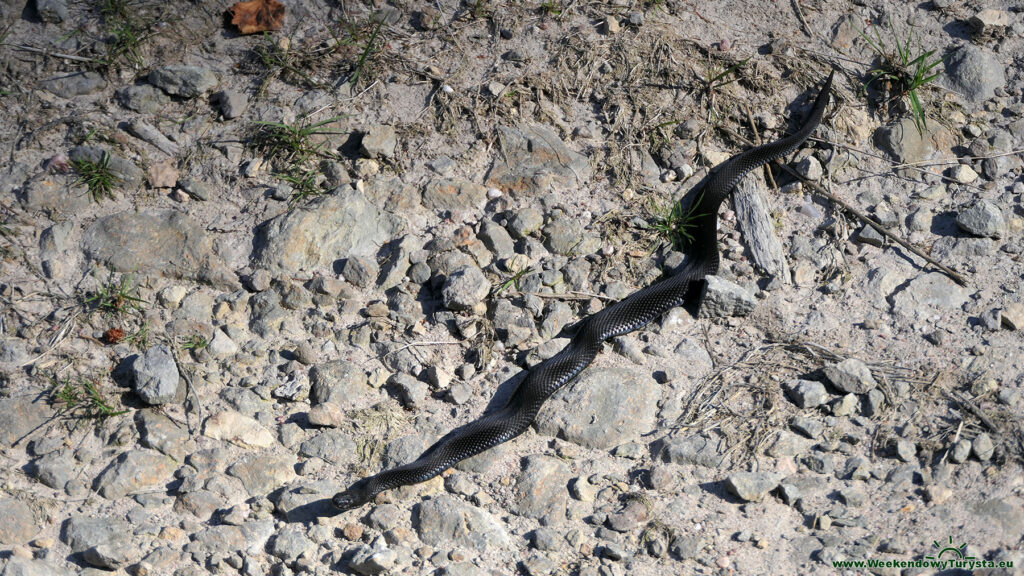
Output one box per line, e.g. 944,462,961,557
334,71,834,511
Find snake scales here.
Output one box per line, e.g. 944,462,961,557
334,71,834,511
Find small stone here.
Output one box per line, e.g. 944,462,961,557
149,66,219,98
342,256,379,288
212,89,248,119
441,266,490,311
823,358,876,394
949,439,972,463
940,45,1006,105
950,164,978,184
970,9,1011,38
972,433,994,461
36,0,69,23
893,438,916,462
724,472,778,502
360,125,397,160
131,345,179,405
94,450,173,499
783,379,828,409
795,156,823,180
308,403,346,427
603,16,620,34
699,275,756,318
957,200,1005,238
41,71,106,98
855,225,884,247
177,179,210,201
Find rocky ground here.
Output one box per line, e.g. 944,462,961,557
1,0,1023,575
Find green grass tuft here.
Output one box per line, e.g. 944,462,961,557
73,151,121,203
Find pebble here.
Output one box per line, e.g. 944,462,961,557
36,0,68,23
972,433,995,461
361,125,398,160
698,275,757,318
131,344,180,405
956,200,1005,238
941,45,1006,104
41,71,106,98
822,358,877,394
94,450,174,499
724,472,779,502
783,379,828,409
149,65,219,98
441,266,490,311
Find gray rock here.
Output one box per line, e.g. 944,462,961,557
61,516,129,553
84,209,238,290
699,275,756,318
342,255,379,288
35,0,68,23
1,558,73,576
83,540,141,569
177,178,210,201
606,500,648,532
391,373,429,410
41,72,106,98
543,217,579,255
956,200,1005,238
116,84,172,114
252,187,402,275
212,89,248,119
725,472,779,502
298,430,356,465
131,344,179,405
269,524,313,562
349,545,396,575
855,224,885,247
376,236,418,290
531,527,561,551
149,65,219,98
873,118,937,163
0,499,36,544
32,451,74,489
972,432,994,461
508,208,544,238
515,455,570,521
859,387,883,417
422,178,487,211
795,155,823,180
414,494,510,551
890,272,971,317
0,396,55,446
949,439,972,464
941,45,1006,105
227,453,297,496
310,360,368,406
784,379,828,408
137,410,188,461
93,449,173,499
790,416,824,439
654,432,725,468
479,221,516,257
823,358,876,394
893,438,916,462
360,125,397,160
185,525,246,564
486,124,592,194
535,366,659,449
125,119,179,156
670,534,707,561
441,266,490,311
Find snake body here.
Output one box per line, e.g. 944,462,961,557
334,71,833,511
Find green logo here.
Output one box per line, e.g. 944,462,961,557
926,536,976,562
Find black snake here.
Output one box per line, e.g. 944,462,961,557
334,71,834,511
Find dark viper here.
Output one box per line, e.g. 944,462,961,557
334,71,834,511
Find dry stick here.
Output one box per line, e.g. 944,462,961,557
790,0,814,39
948,391,1001,434
10,44,103,64
720,126,969,287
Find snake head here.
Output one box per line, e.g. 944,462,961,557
332,477,374,511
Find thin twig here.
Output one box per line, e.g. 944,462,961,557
10,44,104,64
948,391,1000,434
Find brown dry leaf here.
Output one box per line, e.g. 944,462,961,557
230,0,285,35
